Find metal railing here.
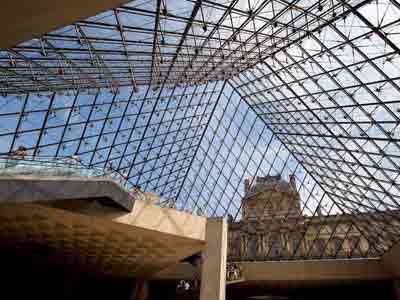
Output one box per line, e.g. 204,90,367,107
0,155,176,206
0,155,131,190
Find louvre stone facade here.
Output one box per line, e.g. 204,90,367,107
228,175,370,261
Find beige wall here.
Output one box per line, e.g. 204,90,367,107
200,218,228,300
240,259,391,282
153,258,394,285
0,176,207,241
116,199,207,241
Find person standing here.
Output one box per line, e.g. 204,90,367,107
15,146,28,159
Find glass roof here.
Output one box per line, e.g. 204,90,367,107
1,0,400,260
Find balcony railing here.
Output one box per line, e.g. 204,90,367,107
0,155,132,191
0,155,178,208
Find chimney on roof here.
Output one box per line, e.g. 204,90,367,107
289,174,296,190
316,205,323,216
244,177,252,194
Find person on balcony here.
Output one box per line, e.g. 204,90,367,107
14,146,28,159
3,146,28,171
71,155,80,163
129,185,141,198
129,185,152,203
66,154,81,176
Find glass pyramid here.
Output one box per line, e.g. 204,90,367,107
1,0,400,260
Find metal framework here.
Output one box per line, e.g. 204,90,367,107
1,0,400,260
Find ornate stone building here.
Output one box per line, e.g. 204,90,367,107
228,175,370,261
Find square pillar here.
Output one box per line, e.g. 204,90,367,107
200,218,228,300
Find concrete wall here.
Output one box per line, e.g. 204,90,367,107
116,200,207,241
241,259,392,282
0,176,207,241
154,258,393,283
0,176,134,210
0,202,206,278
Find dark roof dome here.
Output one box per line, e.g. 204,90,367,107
244,175,296,200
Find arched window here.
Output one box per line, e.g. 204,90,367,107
265,200,273,214
247,234,258,259
349,237,362,256
249,207,257,219
333,238,344,255
275,199,282,211
292,236,302,256
313,239,325,257
229,234,241,258
268,235,281,257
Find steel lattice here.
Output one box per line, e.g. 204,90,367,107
1,0,400,260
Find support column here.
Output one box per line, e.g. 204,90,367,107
382,241,400,277
200,218,228,300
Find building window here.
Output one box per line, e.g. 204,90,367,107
349,237,361,256
332,238,344,255
292,237,301,255
269,235,281,257
247,235,258,259
313,239,325,256
249,207,257,219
